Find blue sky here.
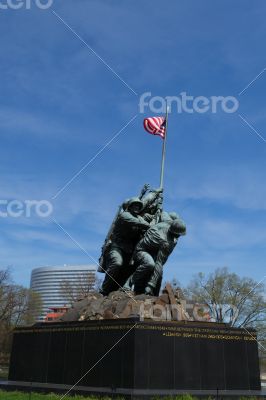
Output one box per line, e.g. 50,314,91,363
0,0,266,288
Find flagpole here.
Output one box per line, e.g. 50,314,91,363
159,101,169,189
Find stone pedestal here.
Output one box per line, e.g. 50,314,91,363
8,319,261,397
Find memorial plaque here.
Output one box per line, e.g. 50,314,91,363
8,319,261,394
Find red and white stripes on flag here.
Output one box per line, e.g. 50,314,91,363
143,116,166,139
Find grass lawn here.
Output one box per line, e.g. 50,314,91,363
0,391,261,400
0,392,118,400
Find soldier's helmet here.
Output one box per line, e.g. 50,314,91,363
169,219,186,236
168,212,179,220
122,198,130,210
127,197,143,212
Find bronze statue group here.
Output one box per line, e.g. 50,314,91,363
99,184,186,297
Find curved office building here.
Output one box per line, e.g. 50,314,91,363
30,265,96,321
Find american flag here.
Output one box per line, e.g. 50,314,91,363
143,116,166,139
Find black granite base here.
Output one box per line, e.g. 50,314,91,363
8,319,261,395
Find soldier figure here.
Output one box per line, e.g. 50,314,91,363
130,218,186,295
99,183,186,297
100,197,150,296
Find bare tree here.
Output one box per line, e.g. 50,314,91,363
0,268,13,323
60,273,102,305
0,268,42,362
185,267,265,328
181,267,266,364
